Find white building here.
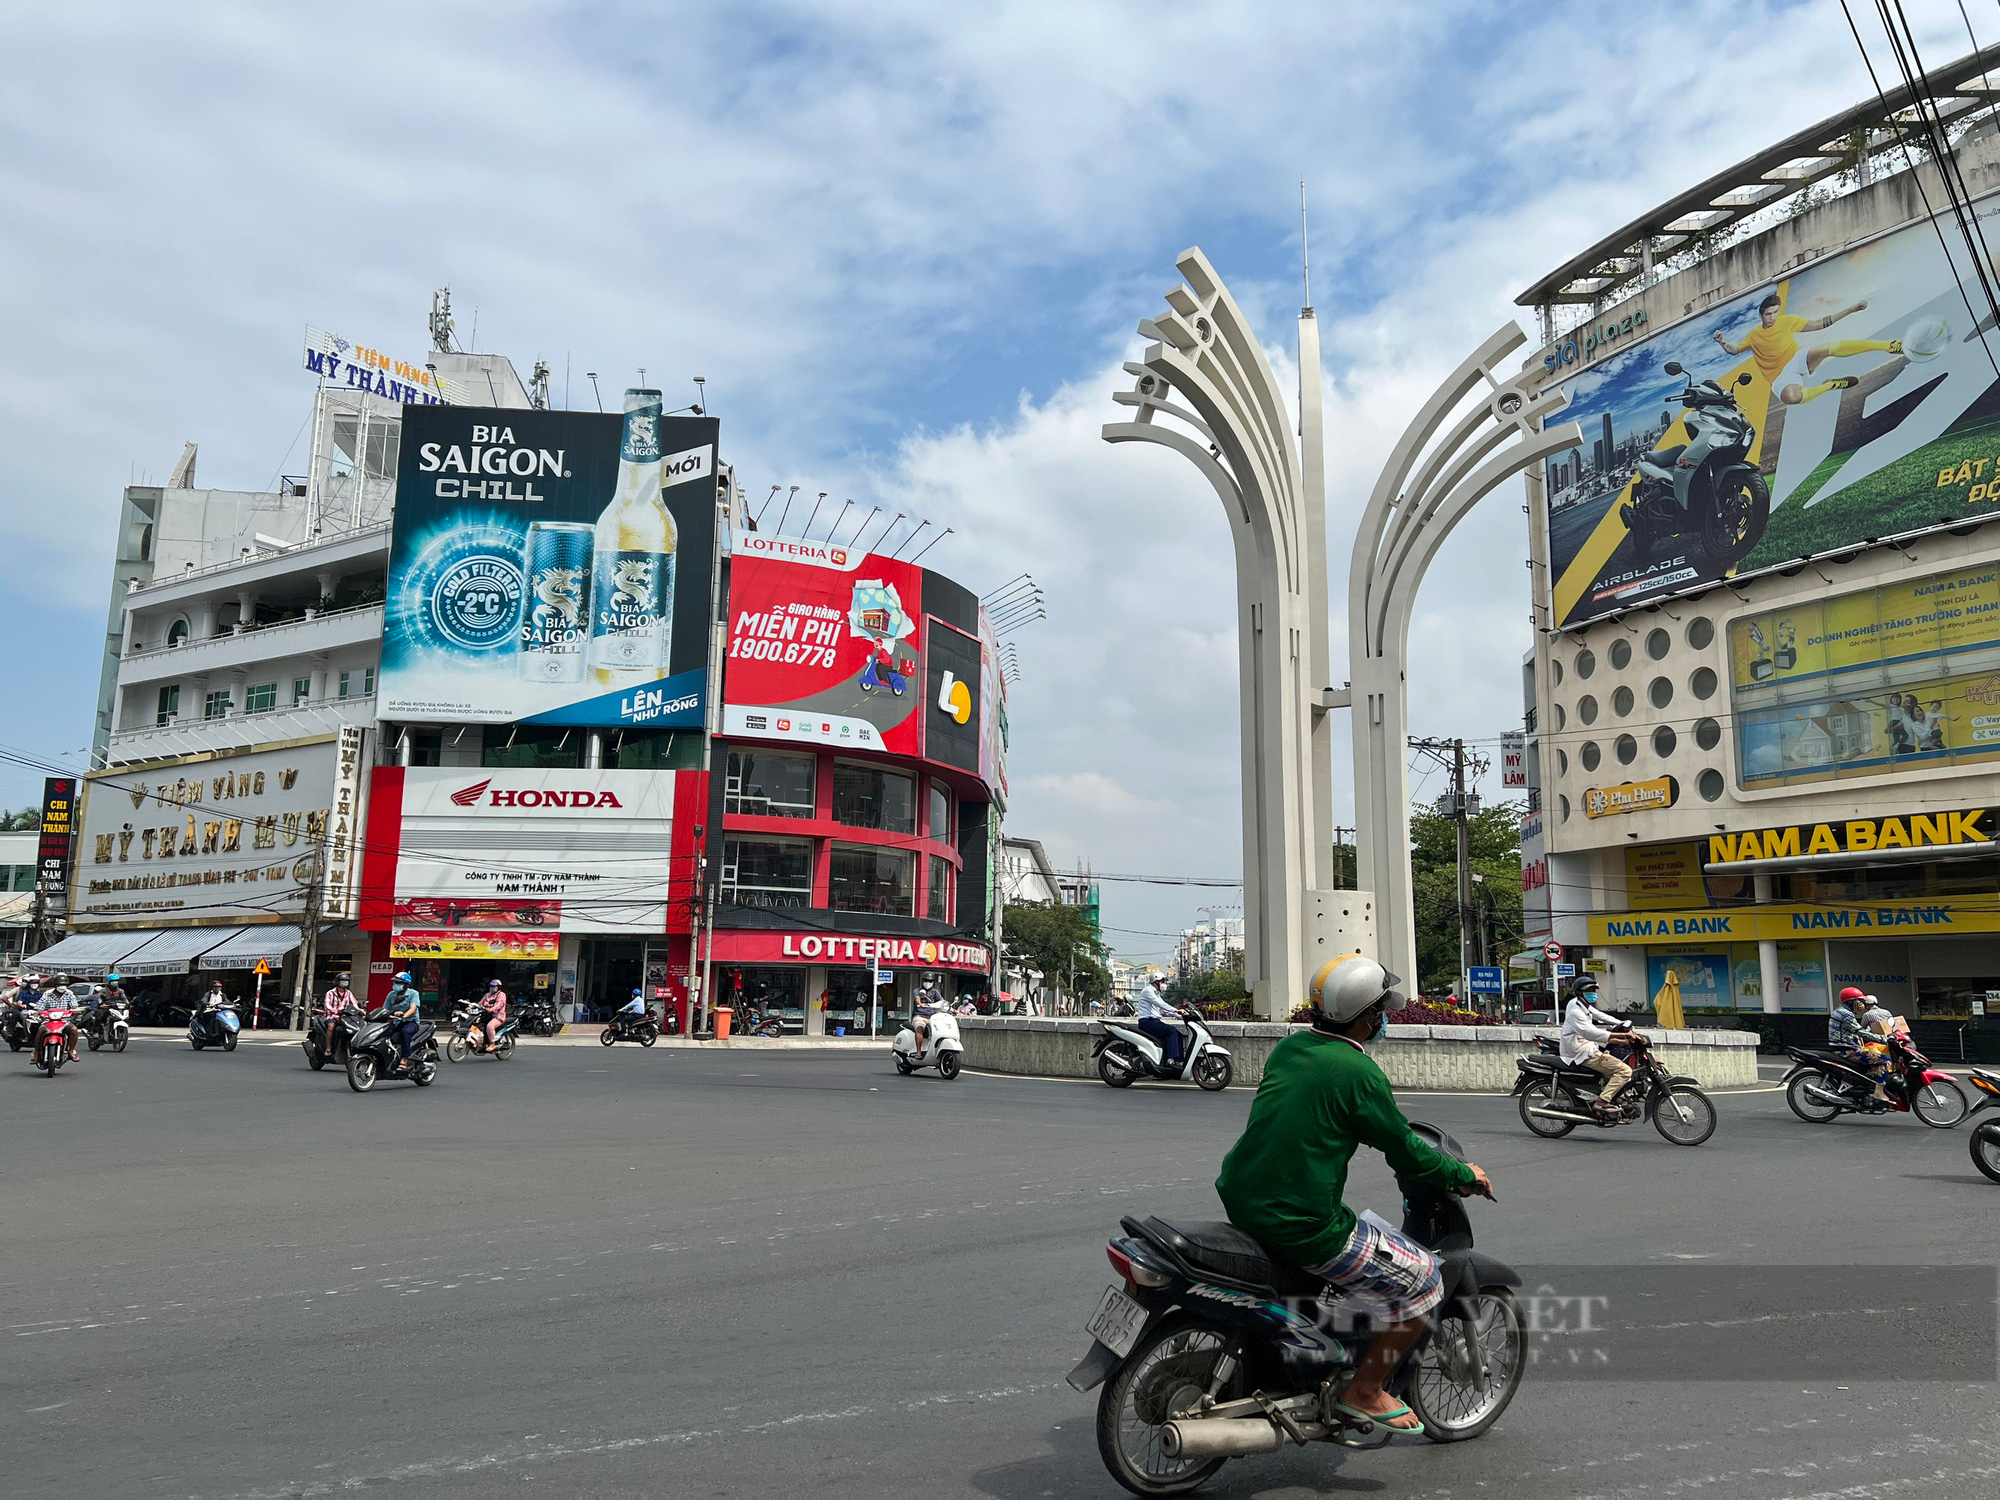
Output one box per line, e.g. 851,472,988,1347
0,830,38,969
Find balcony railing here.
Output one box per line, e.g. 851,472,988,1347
125,599,384,663
106,695,376,765
1523,707,1538,733
130,520,391,595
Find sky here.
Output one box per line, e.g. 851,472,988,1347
0,0,1978,963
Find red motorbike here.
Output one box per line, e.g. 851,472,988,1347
30,1006,78,1077
1782,1028,1969,1127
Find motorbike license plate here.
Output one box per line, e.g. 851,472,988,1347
1085,1285,1147,1359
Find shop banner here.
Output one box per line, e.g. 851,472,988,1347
303,325,449,406
1591,892,2000,944
381,401,718,729
1545,199,2000,628
707,928,991,973
1623,842,1710,910
321,725,367,920
1500,731,1525,787
1646,952,1731,1010
1583,776,1676,818
390,930,563,962
1521,809,1550,939
36,776,76,913
72,738,348,929
722,538,926,756
1733,941,1829,1012
1707,808,1989,865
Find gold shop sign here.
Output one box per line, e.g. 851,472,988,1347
1583,776,1677,819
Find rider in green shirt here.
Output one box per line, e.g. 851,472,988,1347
1216,954,1491,1435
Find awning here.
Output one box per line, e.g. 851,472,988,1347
114,927,242,977
200,924,303,971
20,929,158,978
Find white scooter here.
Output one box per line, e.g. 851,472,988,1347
892,1008,964,1080
1093,1011,1233,1090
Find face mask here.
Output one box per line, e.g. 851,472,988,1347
1366,1005,1388,1043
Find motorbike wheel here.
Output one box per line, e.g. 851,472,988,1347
347,1052,377,1093
1911,1077,1970,1129
1518,1077,1576,1138
550,1021,566,1036
600,1027,617,1047
1785,1073,1842,1123
1701,469,1770,567
937,1051,961,1080
1651,1084,1717,1146
1095,1314,1235,1497
1406,1287,1526,1441
495,1035,515,1060
444,1036,470,1065
40,1053,61,1077
639,1024,659,1048
1190,1053,1231,1092
894,1055,915,1075
306,1041,327,1071
88,1033,101,1051
1969,1122,2000,1183
112,1027,127,1053
1098,1047,1138,1089
222,1031,237,1052
190,1038,204,1051
412,1053,438,1086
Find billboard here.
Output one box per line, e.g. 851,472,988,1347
1545,198,2000,628
381,397,717,729
721,536,926,756
1728,561,2000,788
925,619,983,774
36,776,76,914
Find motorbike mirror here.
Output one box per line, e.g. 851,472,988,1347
1736,372,1753,387
1663,360,1684,376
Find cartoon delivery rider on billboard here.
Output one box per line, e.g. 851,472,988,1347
851,579,917,696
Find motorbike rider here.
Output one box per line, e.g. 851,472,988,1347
1132,969,1189,1070
1560,976,1634,1120
1829,987,1867,1051
383,972,421,1067
616,986,647,1035
1216,953,1492,1436
911,972,946,1058
323,971,360,1020
477,978,508,1052
1859,993,1898,1102
40,974,79,1060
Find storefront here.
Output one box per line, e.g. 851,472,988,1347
704,928,992,1037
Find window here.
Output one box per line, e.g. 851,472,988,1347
833,763,915,833
203,690,231,720
404,729,443,767
1646,628,1671,660
1653,725,1677,758
614,729,697,770
1610,685,1633,717
1574,650,1595,679
1694,717,1722,750
1690,666,1717,700
1608,638,1632,670
829,844,914,915
363,667,376,696
721,836,814,909
1577,696,1598,725
155,684,180,726
926,856,954,923
1698,768,1725,801
1580,741,1601,772
13,864,36,892
293,677,312,706
725,750,816,819
1615,733,1638,765
929,781,952,842
245,682,277,714
338,671,352,698
1686,617,1714,650
1648,677,1673,709
481,727,584,768
167,618,189,647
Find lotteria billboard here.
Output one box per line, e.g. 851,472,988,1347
1544,197,2000,629
381,396,718,729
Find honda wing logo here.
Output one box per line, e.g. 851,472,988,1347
450,779,493,807
447,777,624,810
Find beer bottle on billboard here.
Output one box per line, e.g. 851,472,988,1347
589,388,678,685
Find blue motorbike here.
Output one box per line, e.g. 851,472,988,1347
189,996,241,1052
859,652,910,696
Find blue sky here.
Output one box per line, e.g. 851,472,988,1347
0,0,1967,957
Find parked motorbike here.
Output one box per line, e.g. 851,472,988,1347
600,1009,662,1047
891,1008,964,1079
78,996,130,1053
1621,360,1769,570
446,1000,519,1063
734,1003,784,1039
1966,1068,2000,1182
1513,1030,1716,1145
345,1008,439,1092
188,996,241,1052
1093,1012,1233,1091
1070,1122,1519,1496
3,996,39,1052
30,1005,79,1077
303,1007,364,1071
515,997,566,1037
1781,1028,1968,1128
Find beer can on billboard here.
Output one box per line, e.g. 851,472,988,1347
520,521,593,683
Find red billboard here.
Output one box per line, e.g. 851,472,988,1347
721,536,925,757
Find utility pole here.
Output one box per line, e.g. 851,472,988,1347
1333,826,1353,890
1410,737,1488,1000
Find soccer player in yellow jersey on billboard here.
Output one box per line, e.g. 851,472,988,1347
1714,291,1901,405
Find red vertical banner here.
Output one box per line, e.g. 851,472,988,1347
358,766,405,930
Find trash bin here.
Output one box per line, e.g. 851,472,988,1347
715,1006,733,1040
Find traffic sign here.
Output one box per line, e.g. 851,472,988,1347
875,969,893,985
254,959,271,975
1542,941,1563,962
1554,962,1576,979
1467,966,1503,995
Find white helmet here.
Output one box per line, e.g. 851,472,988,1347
1308,953,1403,1026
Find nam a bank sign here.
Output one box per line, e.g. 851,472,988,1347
1589,897,2000,945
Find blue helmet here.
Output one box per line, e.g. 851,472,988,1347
394,971,413,985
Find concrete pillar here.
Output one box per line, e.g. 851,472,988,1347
195,601,217,638
803,965,826,1036
309,666,329,701
1755,873,1782,1015
316,570,339,605
584,732,604,769
236,590,257,629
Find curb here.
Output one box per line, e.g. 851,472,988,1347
125,1029,883,1051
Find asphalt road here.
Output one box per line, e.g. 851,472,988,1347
4,1037,1997,1499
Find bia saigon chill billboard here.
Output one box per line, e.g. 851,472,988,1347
381,395,718,728
1544,199,2000,629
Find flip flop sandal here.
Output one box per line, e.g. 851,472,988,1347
1328,1399,1425,1435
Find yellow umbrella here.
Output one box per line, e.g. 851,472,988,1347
1653,967,1685,1030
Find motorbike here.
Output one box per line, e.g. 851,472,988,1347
1513,1030,1716,1145
446,1000,520,1063
1782,1029,1969,1128
3,997,39,1052
303,1007,364,1071
515,997,567,1037
346,1007,439,1092
1069,1122,1520,1496
858,649,911,696
1093,1011,1233,1091
1621,360,1769,571
30,1005,79,1077
188,996,241,1052
1965,1068,2000,1182
78,996,130,1053
891,1008,964,1079
601,1008,662,1047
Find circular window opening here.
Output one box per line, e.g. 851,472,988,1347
1552,658,1564,686
167,618,190,647
1554,704,1567,731
1557,748,1569,776
1609,638,1632,670
1687,617,1714,650
1559,795,1572,823
1646,628,1671,660
1649,676,1673,710
1575,650,1596,680
1615,733,1638,765
1611,685,1634,717
1580,741,1601,772
1695,717,1722,751
1653,725,1677,758
1698,768,1725,802
1691,666,1717,700
1578,696,1598,725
